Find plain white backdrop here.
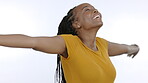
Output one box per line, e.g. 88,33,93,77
0,0,147,83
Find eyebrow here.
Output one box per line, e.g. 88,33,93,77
81,6,88,10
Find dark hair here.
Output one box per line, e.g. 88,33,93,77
55,7,77,83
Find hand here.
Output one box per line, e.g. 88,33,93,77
127,44,140,58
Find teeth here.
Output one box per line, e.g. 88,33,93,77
93,15,100,19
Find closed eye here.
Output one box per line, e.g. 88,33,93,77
85,8,90,11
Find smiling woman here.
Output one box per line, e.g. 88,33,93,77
55,3,139,83
0,2,140,83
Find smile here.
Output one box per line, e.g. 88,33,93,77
93,14,100,19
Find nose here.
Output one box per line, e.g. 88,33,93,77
93,9,98,13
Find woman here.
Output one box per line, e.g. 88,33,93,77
0,3,139,83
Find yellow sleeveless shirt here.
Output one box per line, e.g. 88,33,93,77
60,34,116,83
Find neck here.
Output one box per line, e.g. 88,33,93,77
78,29,98,51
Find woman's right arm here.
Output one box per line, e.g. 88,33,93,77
0,34,66,55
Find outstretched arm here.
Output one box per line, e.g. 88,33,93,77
0,34,66,55
108,42,139,58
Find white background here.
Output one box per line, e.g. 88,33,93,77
0,0,147,83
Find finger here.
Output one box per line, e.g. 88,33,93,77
127,53,135,58
132,54,136,58
132,49,140,58
132,51,139,58
127,54,132,57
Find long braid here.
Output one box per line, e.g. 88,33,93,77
55,7,77,83
57,8,77,35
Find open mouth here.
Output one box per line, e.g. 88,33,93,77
93,14,100,19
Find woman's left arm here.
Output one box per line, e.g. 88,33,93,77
108,42,140,58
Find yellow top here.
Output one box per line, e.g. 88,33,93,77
60,34,116,83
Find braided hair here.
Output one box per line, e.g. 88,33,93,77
55,7,77,83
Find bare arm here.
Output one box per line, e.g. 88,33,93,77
0,34,66,55
0,34,35,48
108,42,139,58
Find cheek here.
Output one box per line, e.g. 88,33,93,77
83,14,93,23
82,17,93,25
80,14,90,22
77,14,93,27
79,19,94,29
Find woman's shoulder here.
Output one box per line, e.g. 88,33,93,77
59,34,74,37
59,34,77,38
96,37,108,45
96,37,107,41
59,34,78,41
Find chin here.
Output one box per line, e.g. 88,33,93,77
98,22,103,27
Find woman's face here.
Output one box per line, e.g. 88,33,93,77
73,3,103,30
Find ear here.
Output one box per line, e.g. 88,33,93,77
72,21,81,29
